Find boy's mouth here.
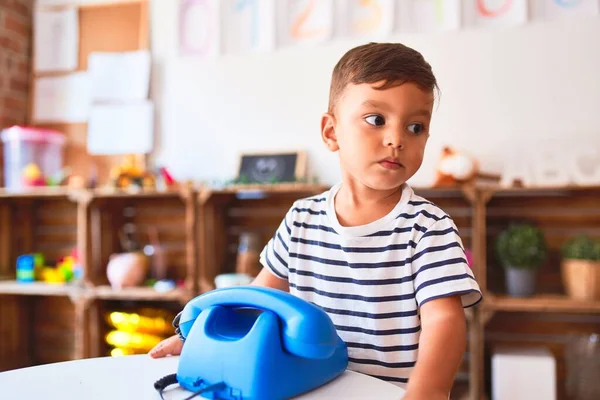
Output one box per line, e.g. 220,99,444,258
379,157,403,170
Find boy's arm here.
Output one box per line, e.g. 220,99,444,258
251,267,290,291
403,296,466,400
405,216,482,398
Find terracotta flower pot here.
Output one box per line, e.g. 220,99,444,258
561,259,600,301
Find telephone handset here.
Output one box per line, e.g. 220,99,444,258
178,286,341,360
175,286,348,399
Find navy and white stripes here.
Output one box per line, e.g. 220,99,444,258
260,183,482,388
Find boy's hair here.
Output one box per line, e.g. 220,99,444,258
328,42,438,113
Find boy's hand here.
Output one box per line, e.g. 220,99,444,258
148,268,287,359
149,335,183,358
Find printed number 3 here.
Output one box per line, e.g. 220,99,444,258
353,0,382,33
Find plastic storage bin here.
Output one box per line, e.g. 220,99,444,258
1,126,65,191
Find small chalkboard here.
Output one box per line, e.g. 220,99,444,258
237,152,307,184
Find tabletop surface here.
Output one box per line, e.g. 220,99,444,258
0,355,405,399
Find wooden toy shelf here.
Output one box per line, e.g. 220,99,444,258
0,187,197,370
1,183,599,400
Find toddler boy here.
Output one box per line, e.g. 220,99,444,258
151,42,482,400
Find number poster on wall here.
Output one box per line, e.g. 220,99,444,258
222,0,277,54
281,0,334,47
544,0,599,20
475,0,528,28
411,0,461,33
344,0,395,38
178,0,600,59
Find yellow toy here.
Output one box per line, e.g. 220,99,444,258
22,163,46,186
110,154,156,190
106,311,172,336
105,309,175,356
105,330,163,352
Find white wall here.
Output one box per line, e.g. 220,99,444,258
150,0,600,186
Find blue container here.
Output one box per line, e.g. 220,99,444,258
176,286,348,399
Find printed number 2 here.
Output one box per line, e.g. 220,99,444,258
477,0,513,17
291,0,325,40
353,0,382,33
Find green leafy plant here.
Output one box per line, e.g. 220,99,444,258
496,223,547,269
561,235,600,262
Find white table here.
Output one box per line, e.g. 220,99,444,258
0,355,405,399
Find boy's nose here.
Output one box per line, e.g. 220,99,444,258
384,131,404,150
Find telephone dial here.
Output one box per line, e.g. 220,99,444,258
157,286,348,400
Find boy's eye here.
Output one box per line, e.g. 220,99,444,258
365,115,385,126
408,123,425,135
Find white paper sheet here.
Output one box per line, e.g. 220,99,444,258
33,72,91,123
475,0,528,27
87,101,154,155
87,50,151,102
222,0,276,54
544,0,599,20
411,0,461,33
33,8,79,72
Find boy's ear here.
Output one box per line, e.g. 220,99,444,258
321,113,339,152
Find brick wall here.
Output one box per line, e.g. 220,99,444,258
0,0,32,127
0,0,33,185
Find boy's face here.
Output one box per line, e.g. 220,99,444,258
321,81,433,191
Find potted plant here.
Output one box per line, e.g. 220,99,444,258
561,235,600,301
495,223,547,297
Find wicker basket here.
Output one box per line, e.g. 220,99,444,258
561,259,600,300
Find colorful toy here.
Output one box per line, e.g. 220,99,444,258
105,330,163,352
433,146,479,187
22,163,46,186
16,255,36,282
105,309,175,356
16,251,81,285
110,154,156,190
106,311,173,336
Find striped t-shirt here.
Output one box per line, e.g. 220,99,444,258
259,182,482,388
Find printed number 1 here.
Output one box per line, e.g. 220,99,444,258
477,0,513,17
235,0,259,47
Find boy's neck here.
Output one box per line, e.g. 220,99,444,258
334,180,404,228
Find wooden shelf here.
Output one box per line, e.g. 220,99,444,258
0,281,189,303
484,292,600,314
0,281,84,297
86,188,187,200
0,187,71,199
0,187,187,201
92,285,189,302
483,184,600,197
204,183,329,195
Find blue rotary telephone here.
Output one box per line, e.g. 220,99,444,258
160,286,348,400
